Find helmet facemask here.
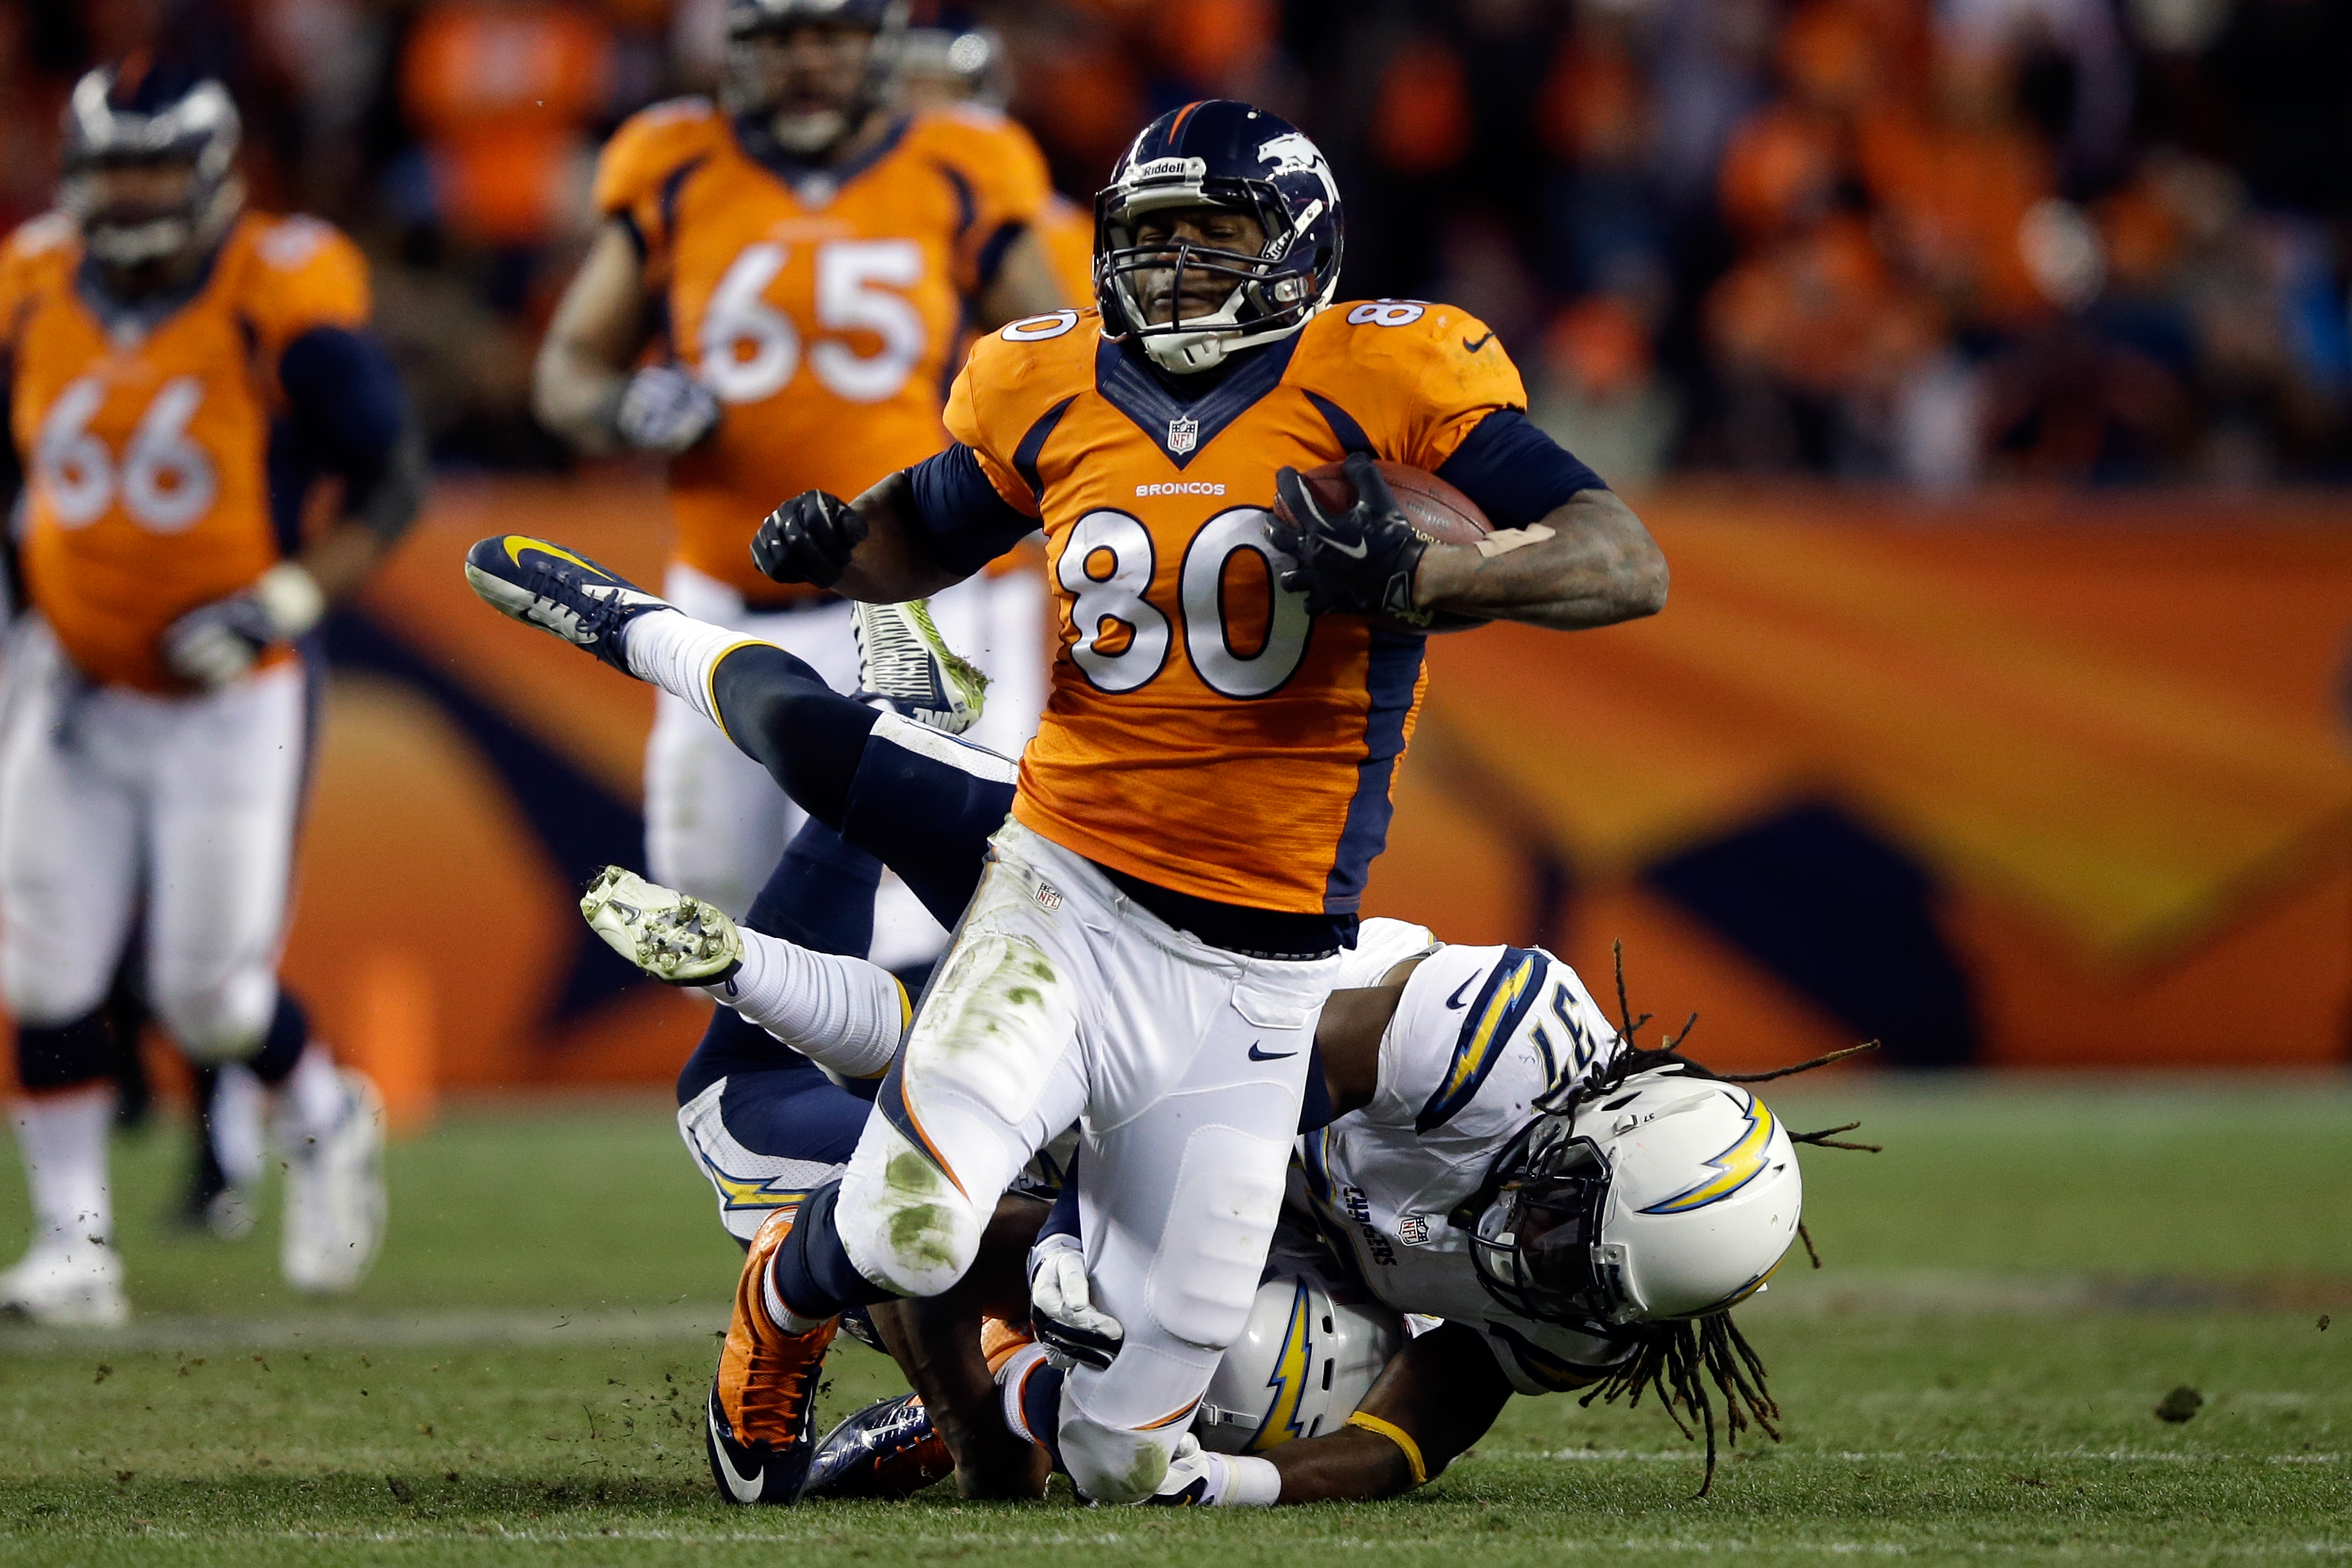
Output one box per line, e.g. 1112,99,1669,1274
722,0,908,158
1095,176,1336,375
61,72,243,275
1467,1122,1630,1329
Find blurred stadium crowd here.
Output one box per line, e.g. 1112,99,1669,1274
10,0,2350,486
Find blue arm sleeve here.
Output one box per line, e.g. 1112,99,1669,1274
905,442,1039,578
1433,409,1608,529
278,326,423,543
1039,1153,1080,1242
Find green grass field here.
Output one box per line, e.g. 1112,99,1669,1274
2,1078,2347,1566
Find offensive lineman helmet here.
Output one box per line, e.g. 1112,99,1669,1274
1095,100,1344,375
723,0,909,154
1467,1069,1802,1327
60,63,243,270
895,27,1007,109
1193,1264,1405,1455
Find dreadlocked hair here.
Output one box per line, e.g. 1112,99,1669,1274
1562,940,1885,1495
1582,1312,1779,1498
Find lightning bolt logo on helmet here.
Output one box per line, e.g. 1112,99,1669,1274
1639,1094,1779,1215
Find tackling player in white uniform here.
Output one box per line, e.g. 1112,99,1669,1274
461,559,1837,1505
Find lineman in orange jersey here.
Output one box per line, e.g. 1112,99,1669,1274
0,66,420,1324
662,100,1669,1504
534,0,1067,933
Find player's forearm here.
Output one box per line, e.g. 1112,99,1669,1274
532,334,630,456
831,470,972,603
1414,490,1668,631
1263,1426,1424,1502
297,518,396,603
973,227,1069,330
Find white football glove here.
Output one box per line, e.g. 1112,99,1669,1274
1028,1231,1123,1371
614,364,721,454
160,561,325,688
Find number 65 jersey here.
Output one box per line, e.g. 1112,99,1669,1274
944,301,1571,916
593,99,1051,605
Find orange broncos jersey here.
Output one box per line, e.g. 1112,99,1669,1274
947,300,1528,915
1,210,369,691
595,98,1051,603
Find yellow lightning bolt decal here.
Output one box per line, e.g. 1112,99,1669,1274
1640,1096,1779,1215
706,1168,810,1213
1434,955,1539,1109
1247,1280,1315,1452
504,537,600,573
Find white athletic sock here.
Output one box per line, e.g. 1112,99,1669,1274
12,1087,114,1254
211,1063,268,1188
996,1341,1053,1444
760,1254,831,1335
621,609,771,728
275,1044,346,1147
699,930,908,1080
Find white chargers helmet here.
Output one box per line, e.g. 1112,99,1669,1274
1194,1262,1404,1454
1468,1068,1801,1328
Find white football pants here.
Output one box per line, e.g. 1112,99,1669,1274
644,562,1048,970
835,818,1338,1503
0,623,304,1059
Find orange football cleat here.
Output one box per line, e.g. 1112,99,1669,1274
706,1205,838,1505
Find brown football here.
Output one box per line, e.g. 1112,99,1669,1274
1274,458,1493,632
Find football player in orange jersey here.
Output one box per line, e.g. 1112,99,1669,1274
0,65,420,1325
472,100,1666,1503
532,0,1067,940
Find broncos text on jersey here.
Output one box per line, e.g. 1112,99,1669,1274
947,299,1529,915
1,210,368,691
1299,926,1635,1395
594,98,1050,604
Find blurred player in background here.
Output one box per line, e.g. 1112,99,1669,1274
0,62,421,1324
532,0,1067,981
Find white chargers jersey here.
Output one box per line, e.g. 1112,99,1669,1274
1294,935,1639,1395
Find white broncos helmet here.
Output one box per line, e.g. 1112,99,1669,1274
1194,1262,1404,1455
1468,1068,1802,1328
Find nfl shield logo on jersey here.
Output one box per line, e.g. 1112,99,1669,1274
1167,416,1198,455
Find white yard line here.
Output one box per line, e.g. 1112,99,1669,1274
0,1304,724,1354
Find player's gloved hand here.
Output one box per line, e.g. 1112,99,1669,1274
752,489,867,588
1028,1231,1122,1372
159,561,326,688
1140,1435,1280,1507
612,364,721,455
1267,450,1430,626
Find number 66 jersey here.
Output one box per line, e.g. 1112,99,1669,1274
0,211,368,691
935,302,1604,916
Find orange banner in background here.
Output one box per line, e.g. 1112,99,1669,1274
95,477,2346,1109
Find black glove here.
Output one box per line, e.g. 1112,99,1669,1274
752,489,867,588
1267,450,1430,626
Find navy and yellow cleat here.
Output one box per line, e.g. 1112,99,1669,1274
706,1205,838,1505
799,1392,956,1500
461,535,671,673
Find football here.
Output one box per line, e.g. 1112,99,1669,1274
1274,458,1494,632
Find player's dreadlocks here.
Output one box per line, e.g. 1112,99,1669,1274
1571,941,1882,1498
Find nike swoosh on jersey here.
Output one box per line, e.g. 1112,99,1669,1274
707,1400,768,1503
1247,1042,1299,1061
1463,332,1495,353
1445,975,1476,1009
1324,536,1369,559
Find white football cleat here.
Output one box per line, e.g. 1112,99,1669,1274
581,866,745,985
0,1241,130,1328
280,1070,387,1294
852,599,987,735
